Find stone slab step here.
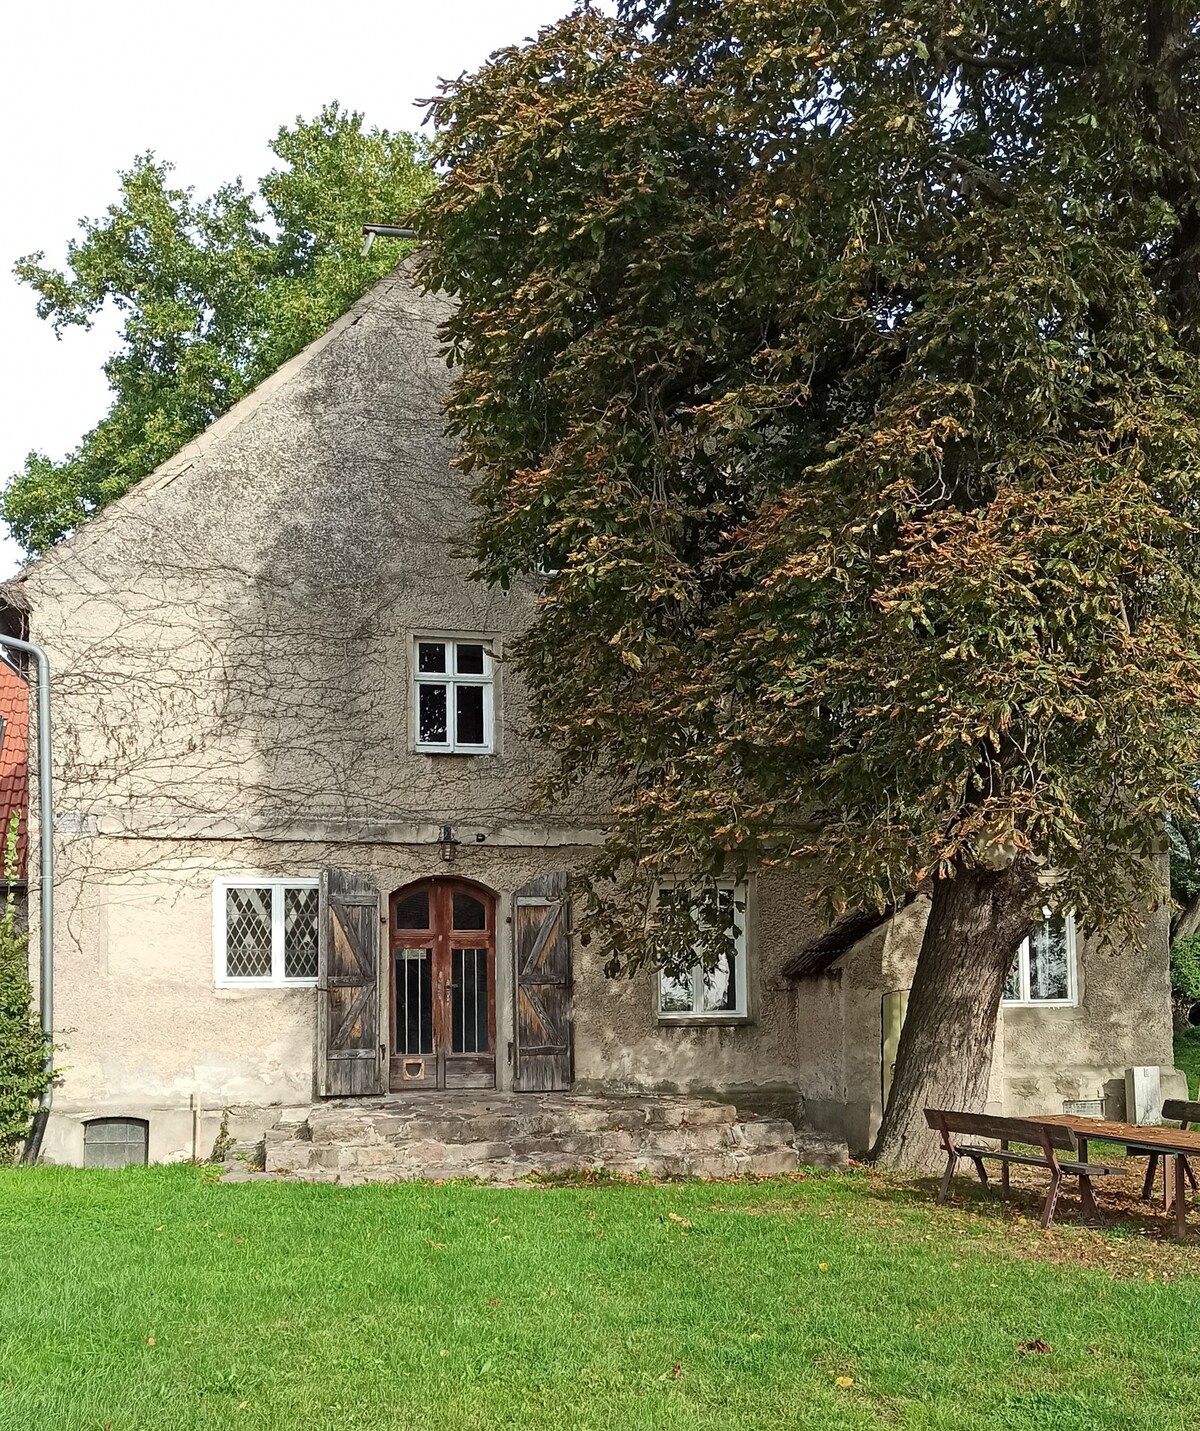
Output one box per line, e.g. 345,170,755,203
259,1091,816,1183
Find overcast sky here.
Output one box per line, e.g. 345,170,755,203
0,0,578,579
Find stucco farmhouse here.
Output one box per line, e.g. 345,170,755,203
0,263,1180,1169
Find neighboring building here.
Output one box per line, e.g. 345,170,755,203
0,652,29,916
0,263,1177,1166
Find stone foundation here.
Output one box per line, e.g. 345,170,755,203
249,1092,846,1185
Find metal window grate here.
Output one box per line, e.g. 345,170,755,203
83,1117,149,1168
1063,1098,1104,1118
283,886,319,979
225,887,273,978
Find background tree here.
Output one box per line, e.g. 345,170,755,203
420,1,1200,1166
7,104,432,554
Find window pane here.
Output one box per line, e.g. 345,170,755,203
1004,954,1022,1002
455,685,486,745
701,952,737,1013
452,948,490,1053
283,886,319,979
1028,916,1070,1000
452,890,487,930
419,683,448,744
396,949,434,1055
455,643,486,675
418,641,447,673
225,887,273,978
394,887,430,929
660,967,694,1013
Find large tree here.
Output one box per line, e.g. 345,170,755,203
8,104,432,553
419,1,1200,1166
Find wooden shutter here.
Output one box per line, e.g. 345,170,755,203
512,872,573,1091
317,869,384,1097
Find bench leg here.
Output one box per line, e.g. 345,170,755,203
1078,1173,1104,1226
1000,1160,1010,1201
968,1155,989,1192
1164,1155,1176,1212
1041,1171,1063,1230
1142,1153,1159,1202
1186,1156,1198,1192
937,1151,958,1205
1176,1155,1188,1240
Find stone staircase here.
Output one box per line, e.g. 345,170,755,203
258,1092,836,1185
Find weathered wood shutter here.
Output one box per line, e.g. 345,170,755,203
317,869,384,1097
512,872,573,1091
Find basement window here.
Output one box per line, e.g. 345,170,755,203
1004,911,1077,1007
83,1117,148,1168
657,883,749,1021
214,879,319,987
413,636,495,753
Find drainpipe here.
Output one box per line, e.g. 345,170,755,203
0,635,54,1164
360,224,416,256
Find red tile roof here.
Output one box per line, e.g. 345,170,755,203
0,659,29,880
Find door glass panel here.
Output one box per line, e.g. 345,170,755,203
452,890,487,931
455,685,485,745
419,683,448,743
456,643,486,675
417,641,447,673
452,948,489,1053
396,949,434,1055
394,887,430,929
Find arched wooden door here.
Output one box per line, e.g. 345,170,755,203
388,878,497,1090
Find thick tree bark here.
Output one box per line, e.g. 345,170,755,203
870,860,1038,1170
1172,892,1200,945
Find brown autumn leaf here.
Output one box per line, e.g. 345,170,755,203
1017,1339,1052,1355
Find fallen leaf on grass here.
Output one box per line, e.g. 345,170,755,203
1017,1339,1052,1355
427,1240,447,1249
146,1337,157,1346
668,1213,692,1227
835,1376,855,1388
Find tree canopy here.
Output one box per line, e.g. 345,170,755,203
8,104,432,554
419,1,1200,1161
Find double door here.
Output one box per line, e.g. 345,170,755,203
389,878,496,1089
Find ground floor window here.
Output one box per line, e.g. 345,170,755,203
83,1117,148,1168
1004,911,1077,1006
657,882,748,1020
214,879,319,986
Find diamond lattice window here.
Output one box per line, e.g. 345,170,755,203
284,886,320,979
225,887,273,978
217,880,320,985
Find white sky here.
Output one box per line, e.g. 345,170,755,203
0,0,578,579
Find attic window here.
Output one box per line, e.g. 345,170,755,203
413,637,495,754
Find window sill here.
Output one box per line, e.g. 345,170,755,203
215,980,318,991
414,747,496,757
1002,1000,1078,1011
658,1014,754,1028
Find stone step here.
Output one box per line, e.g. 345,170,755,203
260,1091,815,1184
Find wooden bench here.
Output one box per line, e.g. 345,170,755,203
925,1108,1121,1228
1138,1098,1200,1206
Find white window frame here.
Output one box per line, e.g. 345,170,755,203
1003,909,1078,1008
656,881,750,1022
213,877,320,988
412,635,496,755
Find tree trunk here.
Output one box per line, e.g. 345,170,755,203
870,860,1038,1170
1172,893,1200,946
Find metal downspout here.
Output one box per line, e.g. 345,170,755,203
0,636,54,1163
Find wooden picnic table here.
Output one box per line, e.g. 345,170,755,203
1039,1114,1200,1238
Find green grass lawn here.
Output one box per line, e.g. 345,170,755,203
2,1166,1200,1431
1175,1026,1200,1098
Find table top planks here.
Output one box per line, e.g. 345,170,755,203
1037,1113,1200,1155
